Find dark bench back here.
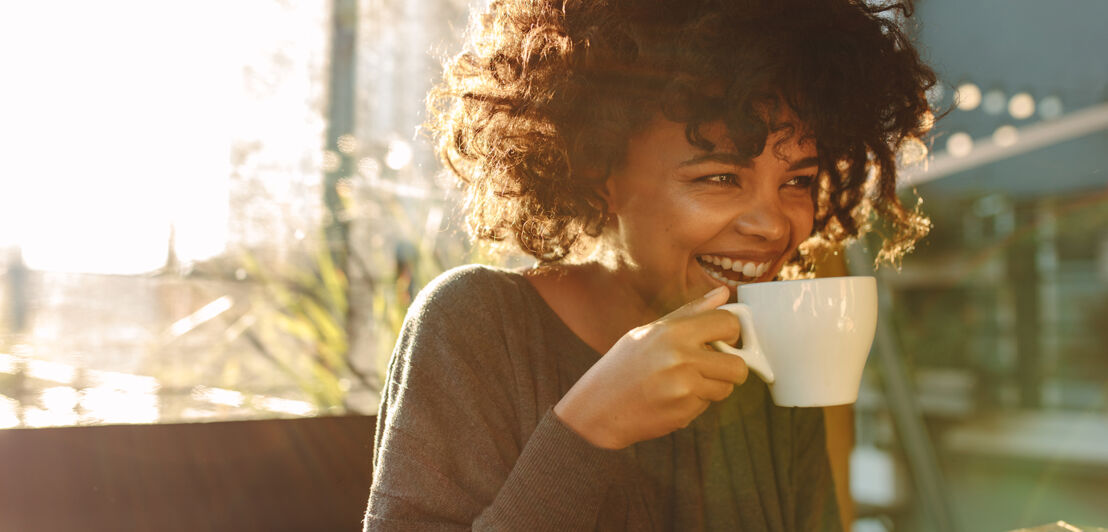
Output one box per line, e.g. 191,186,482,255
0,415,376,532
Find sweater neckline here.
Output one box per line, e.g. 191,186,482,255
505,267,604,361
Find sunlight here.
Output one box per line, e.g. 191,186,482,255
251,396,317,417
80,386,160,425
0,353,18,375
192,385,318,417
81,369,162,424
0,350,324,428
0,1,237,274
0,394,20,429
25,359,77,385
191,386,246,408
167,296,234,338
25,386,81,428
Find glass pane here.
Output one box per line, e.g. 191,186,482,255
851,2,1108,530
0,0,484,428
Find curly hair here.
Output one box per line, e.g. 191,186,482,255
429,0,938,269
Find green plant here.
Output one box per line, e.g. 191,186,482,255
239,242,372,412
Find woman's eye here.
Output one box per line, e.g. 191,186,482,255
702,173,739,186
784,175,816,189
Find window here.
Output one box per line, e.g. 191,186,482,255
0,0,476,427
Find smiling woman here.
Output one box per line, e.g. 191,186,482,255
366,0,939,529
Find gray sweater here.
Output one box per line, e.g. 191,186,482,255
365,265,840,531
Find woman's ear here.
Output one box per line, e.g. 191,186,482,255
580,164,618,215
597,178,615,214
596,174,625,232
591,166,622,216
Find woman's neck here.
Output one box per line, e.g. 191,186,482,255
525,260,659,355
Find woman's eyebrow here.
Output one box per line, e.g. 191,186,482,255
678,153,820,171
788,156,819,171
678,152,750,168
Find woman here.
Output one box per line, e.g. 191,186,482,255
365,0,936,529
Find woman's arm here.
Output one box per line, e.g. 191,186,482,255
364,269,624,530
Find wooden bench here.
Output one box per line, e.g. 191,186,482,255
0,415,376,531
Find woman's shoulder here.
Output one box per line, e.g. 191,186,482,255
418,263,527,303
423,263,519,292
406,264,536,325
391,264,540,378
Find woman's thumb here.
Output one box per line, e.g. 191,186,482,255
666,285,729,319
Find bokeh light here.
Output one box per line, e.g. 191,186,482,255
1008,92,1036,120
322,150,342,172
336,177,354,199
357,157,382,180
983,89,1007,115
992,125,1019,147
898,136,930,166
1039,95,1064,119
337,134,359,154
946,132,974,158
955,83,982,111
385,139,414,170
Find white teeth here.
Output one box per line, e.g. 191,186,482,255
698,255,769,280
704,267,740,287
698,254,772,285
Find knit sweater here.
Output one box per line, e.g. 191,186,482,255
365,265,840,531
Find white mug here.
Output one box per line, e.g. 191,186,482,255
711,276,878,407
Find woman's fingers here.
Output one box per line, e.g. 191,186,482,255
696,377,735,402
668,308,741,346
695,348,750,384
657,306,749,383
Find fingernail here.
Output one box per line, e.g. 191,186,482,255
704,286,728,299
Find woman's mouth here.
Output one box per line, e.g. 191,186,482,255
696,254,770,287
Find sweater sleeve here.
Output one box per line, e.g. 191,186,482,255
364,267,624,531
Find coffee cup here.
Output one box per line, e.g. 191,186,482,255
711,276,877,407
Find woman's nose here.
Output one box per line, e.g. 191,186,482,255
733,198,789,241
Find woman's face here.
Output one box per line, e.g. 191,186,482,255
602,117,817,313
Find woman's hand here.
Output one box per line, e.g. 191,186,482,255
553,286,750,450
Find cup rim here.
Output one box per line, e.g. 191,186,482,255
737,275,876,289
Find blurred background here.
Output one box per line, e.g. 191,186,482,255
0,1,1104,530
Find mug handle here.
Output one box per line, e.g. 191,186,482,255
710,303,776,384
